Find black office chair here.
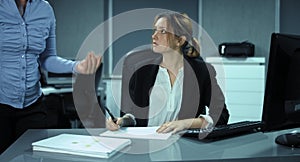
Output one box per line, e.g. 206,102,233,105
39,66,73,128
72,64,106,128
120,46,162,126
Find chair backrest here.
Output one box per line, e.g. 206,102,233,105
73,63,105,128
120,46,162,122
122,46,161,71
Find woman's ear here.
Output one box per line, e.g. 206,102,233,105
178,36,187,46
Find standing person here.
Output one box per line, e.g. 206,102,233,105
0,0,101,154
106,12,229,134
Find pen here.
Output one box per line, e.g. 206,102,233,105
104,107,118,123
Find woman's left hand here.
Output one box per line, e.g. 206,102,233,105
76,51,102,74
156,119,194,134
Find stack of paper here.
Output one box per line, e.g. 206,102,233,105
32,134,131,158
100,127,172,140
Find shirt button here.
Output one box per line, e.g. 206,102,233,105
24,33,27,37
21,55,25,58
21,22,25,26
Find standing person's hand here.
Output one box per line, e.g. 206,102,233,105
76,51,102,74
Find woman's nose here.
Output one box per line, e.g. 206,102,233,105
152,32,157,39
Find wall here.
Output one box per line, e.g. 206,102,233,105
280,0,300,35
202,0,277,58
47,0,105,60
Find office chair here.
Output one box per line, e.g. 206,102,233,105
72,64,106,128
120,46,162,125
39,66,73,128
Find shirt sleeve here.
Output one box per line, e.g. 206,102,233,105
199,114,214,128
38,6,76,73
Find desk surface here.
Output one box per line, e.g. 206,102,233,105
1,128,300,162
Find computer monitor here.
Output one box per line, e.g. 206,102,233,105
262,33,300,132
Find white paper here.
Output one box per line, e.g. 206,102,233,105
100,127,172,140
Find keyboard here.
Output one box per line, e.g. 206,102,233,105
182,121,262,140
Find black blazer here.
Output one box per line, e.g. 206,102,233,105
121,49,229,127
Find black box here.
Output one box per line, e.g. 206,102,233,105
219,42,255,57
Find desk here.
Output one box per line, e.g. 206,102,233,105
1,128,300,162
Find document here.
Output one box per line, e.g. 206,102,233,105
32,134,131,158
100,127,172,140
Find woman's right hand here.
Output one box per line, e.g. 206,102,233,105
106,117,123,131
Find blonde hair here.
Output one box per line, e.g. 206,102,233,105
153,12,200,58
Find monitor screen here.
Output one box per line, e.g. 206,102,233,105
262,33,300,132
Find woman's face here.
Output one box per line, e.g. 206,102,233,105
152,17,177,54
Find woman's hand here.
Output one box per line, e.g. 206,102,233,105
106,117,123,131
156,119,194,134
76,51,102,74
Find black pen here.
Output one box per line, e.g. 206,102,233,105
104,107,118,123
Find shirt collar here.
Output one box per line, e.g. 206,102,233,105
14,0,33,3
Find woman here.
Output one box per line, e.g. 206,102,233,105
106,12,229,134
0,0,101,153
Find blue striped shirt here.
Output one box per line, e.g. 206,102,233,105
0,0,76,108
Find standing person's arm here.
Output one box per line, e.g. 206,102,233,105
38,5,101,74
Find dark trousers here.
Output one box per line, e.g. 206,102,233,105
0,96,47,154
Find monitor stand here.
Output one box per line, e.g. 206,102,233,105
275,132,300,148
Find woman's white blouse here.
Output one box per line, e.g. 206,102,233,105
148,66,184,126
148,66,213,128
